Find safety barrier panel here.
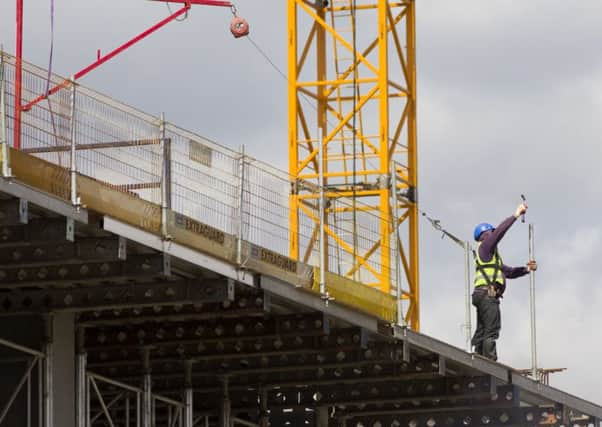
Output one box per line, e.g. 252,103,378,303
0,53,399,323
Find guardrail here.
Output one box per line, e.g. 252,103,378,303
0,52,401,323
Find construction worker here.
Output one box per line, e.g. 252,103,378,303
471,203,537,361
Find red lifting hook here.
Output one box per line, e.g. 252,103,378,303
229,5,249,38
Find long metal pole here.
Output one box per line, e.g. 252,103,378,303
318,131,326,297
160,112,169,237
76,327,87,427
43,315,53,427
142,348,152,427
0,49,9,178
0,357,38,424
69,76,78,206
184,361,193,427
236,144,245,265
15,0,23,150
391,161,403,326
529,223,538,380
464,241,472,352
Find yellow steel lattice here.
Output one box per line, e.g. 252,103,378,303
288,0,419,329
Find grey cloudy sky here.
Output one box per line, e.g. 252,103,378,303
1,0,602,403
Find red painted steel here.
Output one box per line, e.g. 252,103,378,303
22,3,191,112
14,0,23,149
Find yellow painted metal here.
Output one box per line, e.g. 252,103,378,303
288,0,420,329
311,268,397,323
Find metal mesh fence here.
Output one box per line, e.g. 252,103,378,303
0,53,403,294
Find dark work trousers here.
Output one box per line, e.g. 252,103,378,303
471,288,501,361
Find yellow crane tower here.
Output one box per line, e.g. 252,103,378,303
287,0,419,329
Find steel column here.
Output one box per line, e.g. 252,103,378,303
142,348,152,427
70,76,79,207
76,328,87,427
236,144,245,266
219,377,231,427
528,223,538,379
259,388,268,427
43,315,53,427
183,361,193,427
315,406,328,427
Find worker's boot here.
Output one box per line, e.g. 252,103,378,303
482,338,497,361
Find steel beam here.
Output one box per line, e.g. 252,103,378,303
260,275,378,333
84,312,328,349
0,237,121,265
102,216,255,287
0,218,71,245
0,278,230,314
0,254,167,287
343,405,574,427
0,180,88,224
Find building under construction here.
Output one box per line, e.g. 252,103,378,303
0,1,601,426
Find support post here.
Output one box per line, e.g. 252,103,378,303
391,161,404,326
258,388,268,427
236,144,245,266
464,241,472,352
141,348,152,427
76,327,87,427
15,0,23,150
528,223,538,380
160,113,171,237
183,361,193,427
43,315,54,427
318,131,327,299
315,406,328,427
69,77,79,206
219,377,230,427
0,49,10,177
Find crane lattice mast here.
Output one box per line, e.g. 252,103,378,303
287,0,419,329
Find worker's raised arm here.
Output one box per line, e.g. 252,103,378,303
478,203,528,262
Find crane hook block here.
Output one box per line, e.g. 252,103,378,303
230,16,249,38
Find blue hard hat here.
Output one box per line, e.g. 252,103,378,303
474,223,494,241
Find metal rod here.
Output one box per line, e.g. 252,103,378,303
136,391,141,427
88,373,143,394
90,376,116,427
125,395,130,427
38,356,43,427
391,161,403,326
27,363,31,427
0,49,9,178
232,417,259,427
43,316,53,427
21,138,164,153
529,223,538,380
76,352,87,427
22,3,194,112
15,0,23,150
86,376,91,427
160,112,168,237
90,392,123,424
70,76,78,206
236,144,245,265
318,130,326,297
0,357,38,425
0,338,45,358
464,241,472,352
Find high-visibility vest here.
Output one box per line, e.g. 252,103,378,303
474,243,504,287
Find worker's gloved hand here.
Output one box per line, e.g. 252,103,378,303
514,203,528,218
526,260,537,272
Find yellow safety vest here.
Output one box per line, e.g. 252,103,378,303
474,243,504,288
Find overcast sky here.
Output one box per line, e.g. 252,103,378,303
1,0,601,404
